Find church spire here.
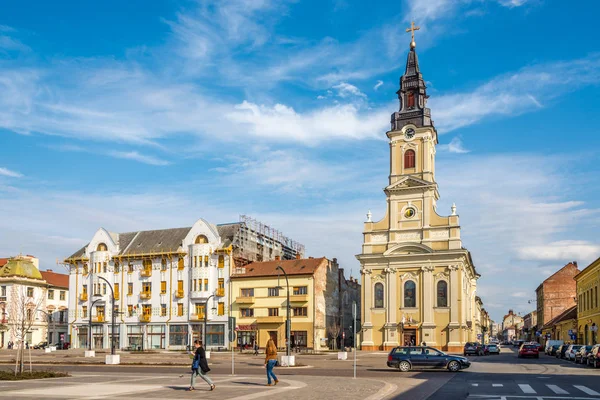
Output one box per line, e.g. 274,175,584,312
390,21,434,131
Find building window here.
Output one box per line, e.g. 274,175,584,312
292,307,308,317
404,149,416,169
142,305,151,317
218,302,224,316
83,263,89,275
114,283,120,299
83,285,88,295
206,324,225,347
96,306,105,320
128,283,133,296
218,278,224,294
161,281,167,294
97,243,108,251
142,282,151,295
103,262,107,273
204,279,209,291
241,308,254,317
127,305,133,317
195,303,206,317
241,288,254,297
82,306,88,318
291,331,307,347
1,286,6,296
48,290,54,300
268,288,279,297
404,280,416,308
293,286,308,295
169,324,188,346
177,303,184,317
218,255,224,268
161,304,167,316
26,287,34,297
195,235,208,244
374,282,384,308
268,308,279,317
59,291,65,301
142,259,152,272
103,283,107,295
178,257,184,270
437,281,448,307
161,258,167,271
114,262,120,274
204,256,209,265
177,280,184,296
128,263,134,274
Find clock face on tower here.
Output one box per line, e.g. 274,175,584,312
405,128,415,139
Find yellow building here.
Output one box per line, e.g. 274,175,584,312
575,257,600,345
230,257,355,350
541,305,577,343
357,31,480,353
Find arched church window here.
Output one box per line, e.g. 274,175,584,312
437,281,448,307
404,150,415,169
407,92,415,108
374,283,384,308
404,280,416,308
195,235,208,244
97,243,108,251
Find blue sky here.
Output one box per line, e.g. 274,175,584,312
1,0,599,322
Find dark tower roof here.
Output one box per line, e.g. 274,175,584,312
390,44,435,132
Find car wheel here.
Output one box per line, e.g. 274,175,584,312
398,361,411,372
448,361,460,372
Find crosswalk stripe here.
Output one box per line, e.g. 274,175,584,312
492,384,503,387
518,384,536,394
574,385,600,396
547,385,569,395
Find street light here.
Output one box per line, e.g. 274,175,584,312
340,291,349,349
276,266,290,358
89,298,103,351
94,276,116,356
203,294,218,348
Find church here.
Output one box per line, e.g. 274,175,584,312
357,24,480,353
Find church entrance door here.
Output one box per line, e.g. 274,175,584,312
403,329,417,346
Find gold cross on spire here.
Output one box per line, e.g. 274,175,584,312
406,21,420,49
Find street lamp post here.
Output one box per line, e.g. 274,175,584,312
203,294,217,348
340,291,349,350
276,266,290,358
89,298,103,351
94,276,116,356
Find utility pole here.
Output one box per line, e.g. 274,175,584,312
353,301,357,379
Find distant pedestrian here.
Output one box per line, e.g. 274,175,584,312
421,342,427,347
264,338,279,386
253,342,259,356
25,341,29,349
188,340,215,392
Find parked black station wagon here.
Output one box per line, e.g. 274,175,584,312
387,346,471,372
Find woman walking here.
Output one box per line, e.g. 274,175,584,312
188,340,215,391
264,338,279,386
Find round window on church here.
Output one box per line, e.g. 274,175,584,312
404,208,416,219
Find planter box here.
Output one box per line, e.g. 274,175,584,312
205,351,211,359
84,350,95,358
49,346,57,352
105,354,120,365
337,351,348,360
280,355,295,367
44,348,52,353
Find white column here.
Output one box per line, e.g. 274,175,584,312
361,268,374,348
421,266,436,346
448,265,461,348
384,268,399,348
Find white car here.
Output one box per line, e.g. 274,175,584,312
565,345,583,361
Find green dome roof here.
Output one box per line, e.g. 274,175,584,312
0,257,43,280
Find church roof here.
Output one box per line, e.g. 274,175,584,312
0,256,44,281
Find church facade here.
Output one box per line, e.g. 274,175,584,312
357,32,480,353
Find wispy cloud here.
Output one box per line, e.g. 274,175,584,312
373,80,383,90
516,240,600,263
438,136,470,153
0,167,23,178
108,151,170,166
332,82,366,98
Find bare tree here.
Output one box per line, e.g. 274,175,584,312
6,285,46,375
327,322,342,351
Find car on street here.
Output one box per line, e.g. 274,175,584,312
387,346,471,372
464,342,484,356
33,341,48,350
565,345,583,361
485,344,500,355
547,345,561,356
53,342,70,350
513,340,524,348
586,344,600,368
545,340,564,354
575,345,593,364
518,343,539,358
556,344,569,359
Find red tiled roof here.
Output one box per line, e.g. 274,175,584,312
0,258,8,268
40,270,69,289
231,257,328,278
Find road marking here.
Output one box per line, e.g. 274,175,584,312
472,384,479,387
546,385,569,395
574,385,600,396
492,384,503,387
518,384,536,394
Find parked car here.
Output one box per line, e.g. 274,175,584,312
53,342,70,350
575,345,593,364
556,344,569,359
545,340,564,354
548,345,561,356
565,345,583,361
464,342,484,356
534,342,544,352
486,344,500,355
33,341,48,350
387,346,471,372
587,344,600,368
518,343,539,358
513,340,525,348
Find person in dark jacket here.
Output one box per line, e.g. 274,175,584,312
188,340,215,391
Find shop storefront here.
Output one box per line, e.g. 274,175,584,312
148,325,166,349
77,326,88,349
237,324,257,349
169,324,188,348
127,325,142,350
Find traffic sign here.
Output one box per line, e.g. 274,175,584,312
228,331,236,342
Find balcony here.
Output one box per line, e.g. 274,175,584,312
236,296,254,304
79,293,88,301
140,292,152,300
191,313,206,321
140,314,151,323
114,292,120,300
290,294,309,302
140,268,152,277
216,288,225,297
175,290,185,298
256,316,285,324
92,316,105,323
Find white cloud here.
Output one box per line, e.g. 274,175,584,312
0,167,23,178
438,136,470,153
516,241,600,264
108,151,170,166
373,80,383,90
498,0,530,7
332,82,366,98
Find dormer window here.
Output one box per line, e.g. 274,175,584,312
195,235,208,244
97,243,108,251
404,149,416,169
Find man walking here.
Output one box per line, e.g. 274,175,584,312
188,340,215,391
